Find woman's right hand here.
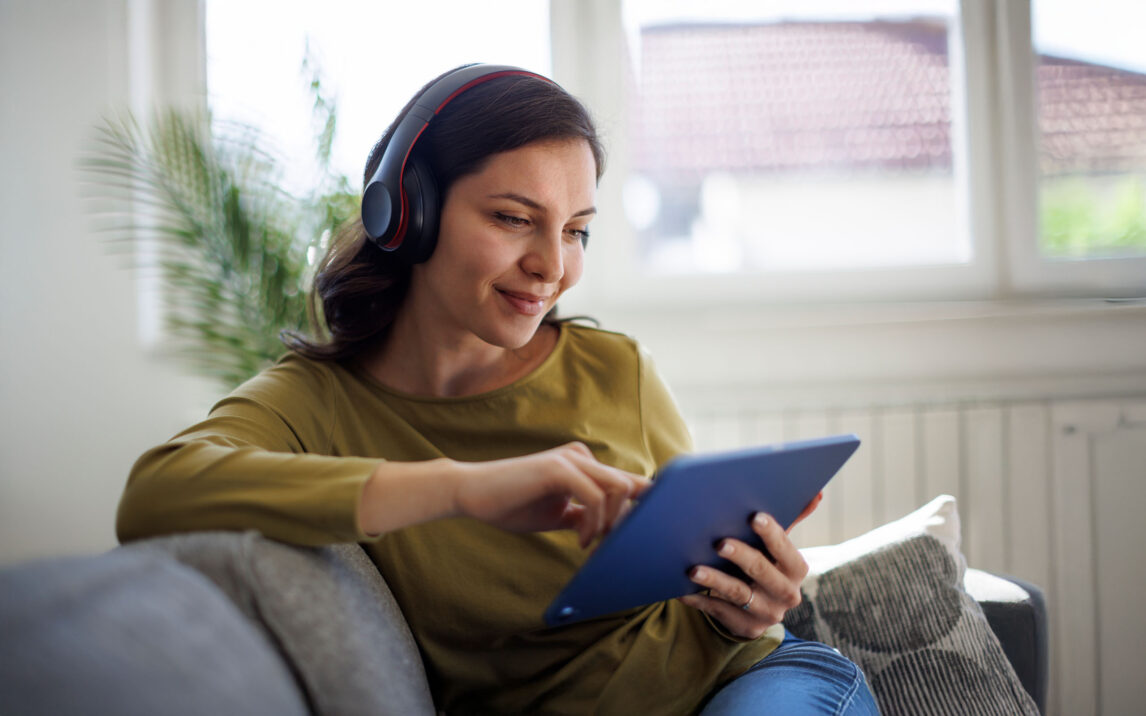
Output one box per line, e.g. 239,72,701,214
451,442,650,548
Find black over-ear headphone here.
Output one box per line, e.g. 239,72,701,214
361,64,552,264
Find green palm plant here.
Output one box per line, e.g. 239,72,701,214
82,73,358,389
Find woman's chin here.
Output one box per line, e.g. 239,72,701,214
482,320,549,352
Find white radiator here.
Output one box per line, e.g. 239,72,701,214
681,394,1146,716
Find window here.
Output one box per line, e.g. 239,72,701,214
1033,0,1146,261
553,0,1146,305
622,1,965,274
205,1,1146,304
206,0,550,195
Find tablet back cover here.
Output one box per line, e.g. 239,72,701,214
543,434,860,626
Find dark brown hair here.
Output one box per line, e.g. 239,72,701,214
283,67,605,362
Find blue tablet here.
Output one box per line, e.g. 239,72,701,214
543,434,860,626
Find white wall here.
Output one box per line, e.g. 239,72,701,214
0,0,212,564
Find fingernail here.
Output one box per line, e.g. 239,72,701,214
718,541,733,557
691,566,708,581
754,513,769,528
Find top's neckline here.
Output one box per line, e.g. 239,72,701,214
348,322,570,404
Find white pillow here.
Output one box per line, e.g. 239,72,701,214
782,495,1038,716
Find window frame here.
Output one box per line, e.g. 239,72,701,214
993,0,1146,296
550,0,1146,313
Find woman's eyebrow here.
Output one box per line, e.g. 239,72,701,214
489,192,597,218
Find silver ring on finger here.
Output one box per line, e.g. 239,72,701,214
741,589,755,611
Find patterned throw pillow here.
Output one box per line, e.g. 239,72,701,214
782,495,1039,716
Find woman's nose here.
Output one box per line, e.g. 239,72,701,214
522,229,564,282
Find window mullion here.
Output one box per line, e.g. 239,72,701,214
991,0,1043,295
549,0,631,311
957,0,1012,298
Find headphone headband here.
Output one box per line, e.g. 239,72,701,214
361,64,553,259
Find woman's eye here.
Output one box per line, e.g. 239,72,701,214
566,227,591,243
495,212,530,228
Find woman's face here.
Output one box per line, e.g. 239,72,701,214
406,139,597,350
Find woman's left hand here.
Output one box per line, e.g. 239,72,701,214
678,493,821,640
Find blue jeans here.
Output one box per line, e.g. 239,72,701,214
700,633,880,715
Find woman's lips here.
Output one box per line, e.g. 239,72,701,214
497,288,549,316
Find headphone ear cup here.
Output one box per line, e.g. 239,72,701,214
398,156,440,264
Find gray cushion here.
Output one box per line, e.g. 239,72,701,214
127,531,435,716
964,569,1049,714
783,496,1039,716
0,549,308,716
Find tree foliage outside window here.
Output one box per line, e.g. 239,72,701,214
1040,176,1146,259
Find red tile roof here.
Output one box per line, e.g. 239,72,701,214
1039,58,1146,174
630,20,1146,177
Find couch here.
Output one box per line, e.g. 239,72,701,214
0,497,1046,715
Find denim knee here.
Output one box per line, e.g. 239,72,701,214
700,635,879,715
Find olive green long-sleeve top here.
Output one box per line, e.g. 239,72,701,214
117,323,783,714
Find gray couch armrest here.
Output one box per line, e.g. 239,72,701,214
964,569,1049,715
0,549,308,716
126,532,436,716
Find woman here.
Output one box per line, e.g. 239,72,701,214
118,64,878,715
